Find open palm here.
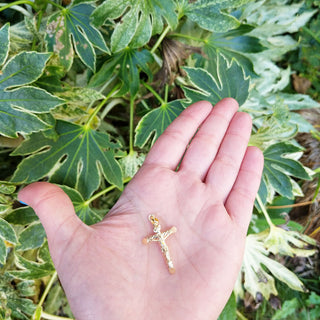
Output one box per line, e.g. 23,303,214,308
19,99,263,320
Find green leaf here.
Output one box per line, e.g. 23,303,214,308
5,207,38,225
9,250,55,280
0,52,64,138
60,185,103,225
185,0,252,33
183,54,250,106
272,298,299,320
0,23,9,66
217,291,236,320
91,0,178,52
263,142,312,199
17,222,46,251
89,48,153,96
135,100,185,147
45,3,109,71
0,218,18,264
203,25,266,78
11,120,123,198
0,182,16,195
0,218,18,245
0,273,36,320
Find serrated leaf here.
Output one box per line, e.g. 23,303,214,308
0,52,64,137
60,185,103,225
185,0,252,33
45,3,109,71
9,252,55,281
183,54,250,106
0,218,18,245
0,23,9,66
92,0,178,52
263,142,311,199
11,120,123,198
89,48,153,96
17,222,46,251
261,225,316,257
240,234,307,300
135,100,185,147
204,25,266,78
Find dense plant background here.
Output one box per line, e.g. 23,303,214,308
0,0,319,319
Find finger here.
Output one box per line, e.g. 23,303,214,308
205,112,252,200
18,182,85,253
143,101,213,170
178,98,239,180
225,146,264,230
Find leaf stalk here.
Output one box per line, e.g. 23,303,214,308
85,177,132,206
0,0,37,12
256,194,274,227
85,84,120,128
151,25,171,54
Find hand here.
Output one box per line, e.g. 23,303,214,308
18,98,264,320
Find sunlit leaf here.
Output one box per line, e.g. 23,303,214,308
238,234,307,300
185,0,253,33
119,151,145,178
183,54,249,106
0,52,64,137
135,100,185,147
91,0,178,52
260,225,317,257
45,3,109,71
11,120,123,198
0,23,9,66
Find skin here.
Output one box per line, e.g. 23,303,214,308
18,98,264,320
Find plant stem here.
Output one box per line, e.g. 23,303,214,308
37,271,58,308
169,33,206,43
267,200,315,209
47,0,65,10
236,310,249,320
151,25,171,54
164,84,169,103
0,0,37,12
31,10,44,50
256,194,274,227
143,82,165,104
85,177,132,205
41,312,74,320
129,96,135,154
302,26,320,45
85,84,120,128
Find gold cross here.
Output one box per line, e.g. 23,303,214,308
143,215,177,274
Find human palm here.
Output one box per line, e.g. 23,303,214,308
19,99,263,320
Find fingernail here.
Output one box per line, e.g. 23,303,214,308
18,200,28,206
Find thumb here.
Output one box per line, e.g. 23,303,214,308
18,182,85,251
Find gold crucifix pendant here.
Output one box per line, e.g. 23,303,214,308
143,215,177,274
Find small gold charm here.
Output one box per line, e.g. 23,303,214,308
143,215,177,274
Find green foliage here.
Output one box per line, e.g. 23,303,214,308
0,0,319,319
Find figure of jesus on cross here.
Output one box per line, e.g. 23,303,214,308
143,215,177,274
